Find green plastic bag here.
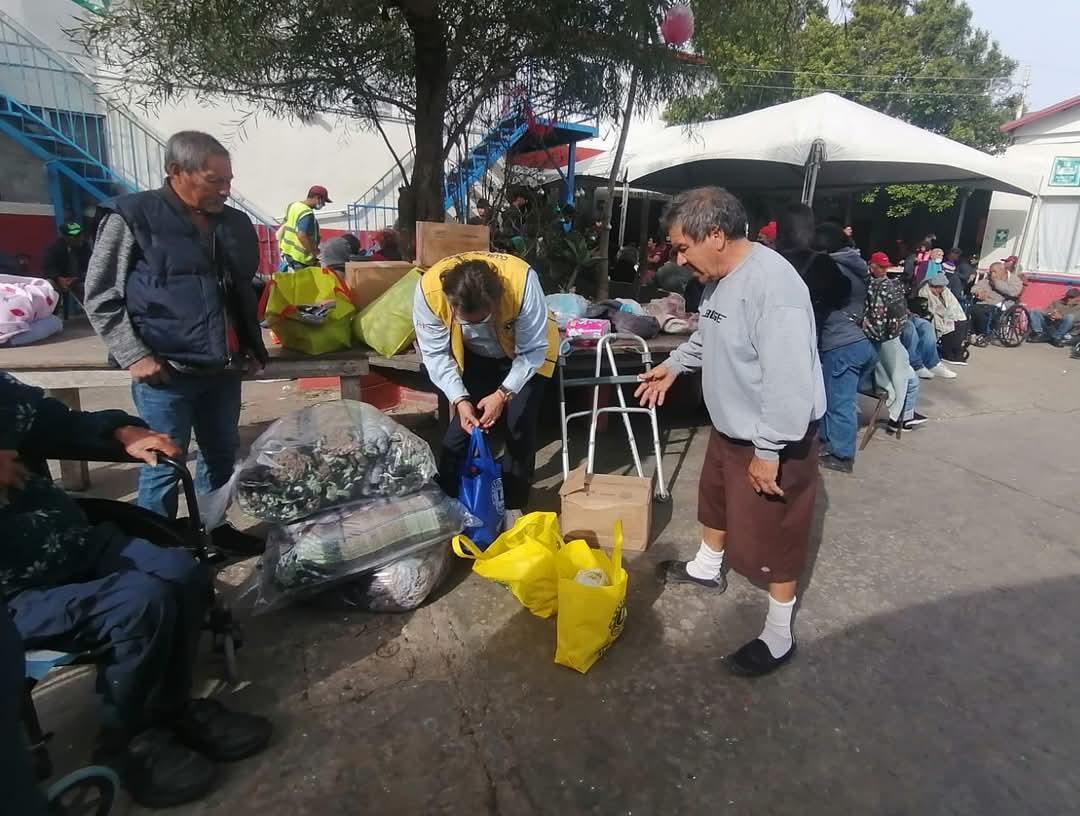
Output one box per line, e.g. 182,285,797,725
353,268,421,357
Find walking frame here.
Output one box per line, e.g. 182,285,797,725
558,333,671,503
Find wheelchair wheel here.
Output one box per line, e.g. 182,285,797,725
998,304,1030,348
46,766,119,816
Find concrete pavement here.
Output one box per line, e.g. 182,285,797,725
31,341,1080,815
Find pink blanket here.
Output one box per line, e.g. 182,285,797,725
0,274,60,345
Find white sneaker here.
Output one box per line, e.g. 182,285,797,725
931,363,958,379
917,367,935,380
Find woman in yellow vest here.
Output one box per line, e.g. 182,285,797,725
413,252,559,516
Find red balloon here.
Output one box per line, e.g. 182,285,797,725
661,4,695,46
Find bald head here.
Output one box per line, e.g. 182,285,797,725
989,261,1006,279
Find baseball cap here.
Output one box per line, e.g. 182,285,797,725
61,222,83,237
1002,255,1018,264
757,221,777,241
307,185,332,203
869,251,891,267
1065,287,1080,299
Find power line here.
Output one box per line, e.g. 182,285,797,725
707,80,1012,98
718,65,1010,82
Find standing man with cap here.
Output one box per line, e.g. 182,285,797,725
279,185,331,270
636,187,826,677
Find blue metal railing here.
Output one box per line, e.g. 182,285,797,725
0,9,278,267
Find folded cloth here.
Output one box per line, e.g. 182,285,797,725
644,293,699,334
585,300,661,339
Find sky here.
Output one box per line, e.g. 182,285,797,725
965,0,1080,111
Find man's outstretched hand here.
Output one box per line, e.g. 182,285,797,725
635,364,678,408
114,426,181,465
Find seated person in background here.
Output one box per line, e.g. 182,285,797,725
969,261,1023,337
413,253,558,526
864,254,927,433
1,371,271,808
1028,287,1080,347
320,234,361,272
942,247,975,303
919,273,969,365
42,222,91,310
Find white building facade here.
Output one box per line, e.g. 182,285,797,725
980,97,1080,282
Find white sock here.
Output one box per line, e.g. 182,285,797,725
685,540,725,580
759,595,796,658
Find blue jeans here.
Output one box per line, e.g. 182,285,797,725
820,338,877,461
132,371,242,519
1029,310,1075,341
901,317,940,370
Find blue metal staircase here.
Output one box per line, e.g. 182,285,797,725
348,77,598,232
0,9,277,264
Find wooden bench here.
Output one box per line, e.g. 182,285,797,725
3,321,375,490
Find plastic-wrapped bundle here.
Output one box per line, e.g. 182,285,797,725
234,489,465,614
311,540,452,613
235,400,437,523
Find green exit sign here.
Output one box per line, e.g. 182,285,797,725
1049,157,1080,187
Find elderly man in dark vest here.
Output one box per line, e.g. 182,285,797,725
84,131,267,550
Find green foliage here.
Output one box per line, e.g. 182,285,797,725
862,184,959,218
78,0,696,224
670,0,1021,219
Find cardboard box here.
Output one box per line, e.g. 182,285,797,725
344,261,415,309
415,221,490,268
559,465,654,552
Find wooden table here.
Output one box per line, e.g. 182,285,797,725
2,321,375,490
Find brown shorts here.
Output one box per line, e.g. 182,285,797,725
697,426,820,583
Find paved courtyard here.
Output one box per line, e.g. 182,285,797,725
32,341,1080,815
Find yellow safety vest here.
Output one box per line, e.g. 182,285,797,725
420,252,560,379
279,200,319,265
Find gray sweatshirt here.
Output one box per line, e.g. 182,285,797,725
666,243,826,461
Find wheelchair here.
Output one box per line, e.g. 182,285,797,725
19,448,243,811
970,298,1030,348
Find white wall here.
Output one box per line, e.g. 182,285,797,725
5,0,414,224
979,105,1080,274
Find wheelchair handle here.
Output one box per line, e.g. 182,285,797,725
151,451,203,532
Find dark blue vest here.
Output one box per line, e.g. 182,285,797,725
101,189,260,368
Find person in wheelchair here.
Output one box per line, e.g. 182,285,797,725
1,371,271,809
918,273,971,365
969,261,1023,338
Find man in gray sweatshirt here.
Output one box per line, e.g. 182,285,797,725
636,187,826,678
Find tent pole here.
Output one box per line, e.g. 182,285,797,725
617,172,631,249
807,162,820,205
952,189,972,247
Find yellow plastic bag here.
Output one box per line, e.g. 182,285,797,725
353,268,421,357
452,511,564,618
264,266,355,355
554,521,629,673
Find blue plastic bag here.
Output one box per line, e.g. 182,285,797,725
458,428,505,550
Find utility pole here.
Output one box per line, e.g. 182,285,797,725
1017,64,1032,120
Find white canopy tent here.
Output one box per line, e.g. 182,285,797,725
580,93,1040,202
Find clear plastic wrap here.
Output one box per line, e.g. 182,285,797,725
233,489,466,615
310,540,452,613
235,400,437,523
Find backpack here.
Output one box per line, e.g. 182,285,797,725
864,276,908,342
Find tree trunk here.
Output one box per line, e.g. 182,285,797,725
596,65,641,301
405,8,450,231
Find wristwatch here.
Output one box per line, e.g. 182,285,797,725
497,385,515,402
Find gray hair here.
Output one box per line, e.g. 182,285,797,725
660,187,748,242
164,130,230,174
